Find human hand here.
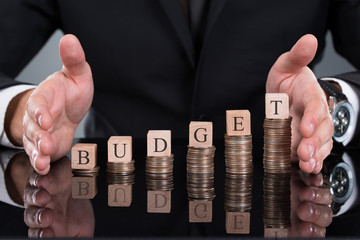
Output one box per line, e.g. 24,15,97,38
22,34,94,175
266,34,333,174
289,166,333,237
23,157,94,238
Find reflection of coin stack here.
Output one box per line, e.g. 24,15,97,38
224,110,253,234
107,137,135,207
147,130,173,213
71,143,99,199
187,121,215,223
263,93,292,238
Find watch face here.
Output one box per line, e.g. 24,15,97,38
330,162,354,204
332,101,355,144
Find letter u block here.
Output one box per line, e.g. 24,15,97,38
71,143,97,169
108,136,132,162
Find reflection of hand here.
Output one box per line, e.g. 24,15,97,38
22,34,94,175
23,157,94,238
290,167,333,237
267,34,333,174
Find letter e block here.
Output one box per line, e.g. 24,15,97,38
189,200,212,222
72,176,97,199
265,93,289,119
264,227,289,238
189,121,213,147
108,184,132,207
108,136,132,163
226,211,250,234
147,130,171,157
71,143,97,169
147,191,171,213
226,110,251,136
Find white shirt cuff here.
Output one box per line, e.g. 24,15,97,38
0,84,35,148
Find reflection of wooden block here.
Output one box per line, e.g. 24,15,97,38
71,143,97,169
108,136,132,163
265,93,289,119
226,110,251,136
226,211,250,234
189,200,212,222
147,191,171,213
72,176,97,199
147,131,171,157
108,184,132,207
264,227,288,238
189,122,213,147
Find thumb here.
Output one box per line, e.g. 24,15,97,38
272,34,318,75
59,34,91,79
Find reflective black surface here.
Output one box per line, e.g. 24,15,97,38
1,138,360,238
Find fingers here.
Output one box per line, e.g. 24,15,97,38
24,206,54,229
23,135,51,175
24,184,51,208
299,186,332,205
297,202,333,228
298,222,326,238
59,34,92,81
28,228,55,238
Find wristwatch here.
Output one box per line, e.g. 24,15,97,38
318,79,356,146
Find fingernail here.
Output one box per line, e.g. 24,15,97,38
309,158,316,171
32,150,39,172
39,230,44,238
32,189,40,205
35,208,44,227
30,173,40,187
38,114,42,128
306,204,315,220
307,188,316,201
307,144,315,158
309,122,314,135
37,139,42,152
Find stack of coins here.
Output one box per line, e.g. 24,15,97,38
263,173,291,228
224,134,253,175
72,166,100,176
107,160,135,184
224,173,253,212
146,155,174,191
187,146,216,201
263,117,292,174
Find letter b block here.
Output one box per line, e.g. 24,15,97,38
71,143,97,169
147,130,171,157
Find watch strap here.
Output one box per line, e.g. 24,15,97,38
318,79,347,101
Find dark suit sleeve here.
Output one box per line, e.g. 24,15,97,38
0,0,60,89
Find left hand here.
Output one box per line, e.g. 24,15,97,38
266,34,333,174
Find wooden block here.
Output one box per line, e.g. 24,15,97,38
264,227,289,238
189,200,212,222
265,93,289,119
71,143,97,169
72,176,97,199
108,184,132,207
189,121,213,147
108,136,132,163
226,211,250,234
226,110,251,136
147,191,171,213
147,130,171,157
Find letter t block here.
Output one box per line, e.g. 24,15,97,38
71,143,97,169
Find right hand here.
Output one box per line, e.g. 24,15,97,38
23,34,94,175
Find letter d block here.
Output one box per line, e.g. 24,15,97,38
147,130,171,157
108,136,132,163
147,191,171,213
189,121,213,147
71,143,97,169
